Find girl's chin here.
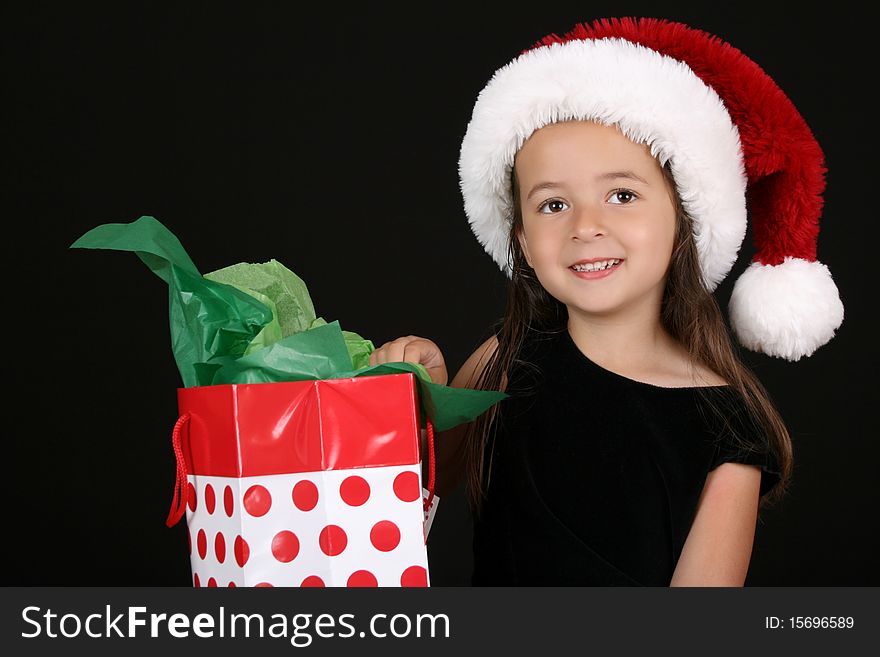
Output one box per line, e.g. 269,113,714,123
564,300,624,317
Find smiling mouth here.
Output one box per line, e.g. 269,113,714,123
569,258,623,273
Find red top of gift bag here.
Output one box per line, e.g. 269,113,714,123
176,373,422,477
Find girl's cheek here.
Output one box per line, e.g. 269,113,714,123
628,224,668,247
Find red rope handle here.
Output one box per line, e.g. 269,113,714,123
423,417,436,514
165,412,191,528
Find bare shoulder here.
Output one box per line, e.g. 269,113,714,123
679,354,729,387
692,362,729,387
659,344,729,388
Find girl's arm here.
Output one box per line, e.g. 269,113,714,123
432,334,502,497
669,462,762,587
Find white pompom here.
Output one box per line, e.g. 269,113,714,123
728,257,844,361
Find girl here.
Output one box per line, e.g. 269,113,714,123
369,17,843,586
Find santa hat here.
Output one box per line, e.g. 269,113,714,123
458,17,843,361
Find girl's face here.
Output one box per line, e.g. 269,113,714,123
514,120,677,322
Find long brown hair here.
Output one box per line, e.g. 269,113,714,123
461,150,793,521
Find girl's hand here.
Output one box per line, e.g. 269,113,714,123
368,336,448,386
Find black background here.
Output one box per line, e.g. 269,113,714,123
3,2,877,585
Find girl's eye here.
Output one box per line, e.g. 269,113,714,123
537,190,638,213
537,199,569,214
609,189,638,204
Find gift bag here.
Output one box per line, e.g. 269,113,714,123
165,372,436,587
71,216,506,586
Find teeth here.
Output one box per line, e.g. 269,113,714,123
572,258,620,272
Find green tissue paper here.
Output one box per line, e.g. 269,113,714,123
70,215,506,432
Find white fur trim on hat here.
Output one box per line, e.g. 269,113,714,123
458,37,747,291
728,257,844,361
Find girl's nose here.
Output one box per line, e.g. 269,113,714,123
570,206,606,239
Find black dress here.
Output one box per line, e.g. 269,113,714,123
471,326,782,586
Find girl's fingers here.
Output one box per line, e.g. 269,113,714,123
391,342,413,364
402,343,422,366
370,341,403,365
370,338,443,376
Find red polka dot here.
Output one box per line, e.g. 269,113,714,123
228,582,236,588
197,529,207,560
187,482,197,512
271,531,300,563
193,573,201,588
215,532,226,563
300,575,325,587
234,535,250,567
243,485,272,517
224,486,234,517
293,480,319,511
400,565,428,587
207,577,217,588
318,525,348,556
347,570,378,587
340,476,370,506
370,520,401,552
204,484,216,515
255,582,273,587
393,471,420,502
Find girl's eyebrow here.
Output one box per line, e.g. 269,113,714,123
526,171,650,200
